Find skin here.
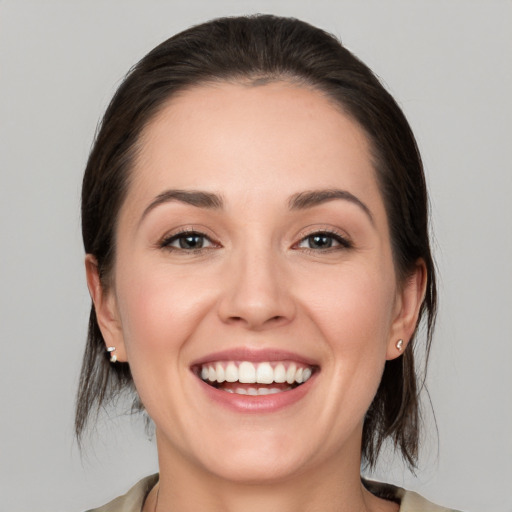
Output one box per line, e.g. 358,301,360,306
87,82,426,512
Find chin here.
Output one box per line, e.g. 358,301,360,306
202,450,309,484
172,425,315,484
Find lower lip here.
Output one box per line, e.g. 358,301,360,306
195,374,317,413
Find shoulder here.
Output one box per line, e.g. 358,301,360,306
85,474,158,512
363,479,463,512
400,489,462,512
86,475,462,512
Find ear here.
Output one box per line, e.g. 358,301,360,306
386,259,427,360
85,254,127,362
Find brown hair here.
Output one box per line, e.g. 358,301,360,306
77,14,437,470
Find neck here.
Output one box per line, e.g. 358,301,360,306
150,431,393,512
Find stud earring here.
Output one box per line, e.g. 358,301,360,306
107,346,117,363
396,339,404,351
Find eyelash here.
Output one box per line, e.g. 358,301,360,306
159,229,352,254
294,230,353,253
159,229,218,254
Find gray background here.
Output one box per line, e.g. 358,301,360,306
1,1,511,511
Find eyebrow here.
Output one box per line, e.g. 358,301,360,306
140,189,224,223
288,189,374,224
139,187,373,225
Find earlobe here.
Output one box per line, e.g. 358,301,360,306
386,259,427,360
85,254,127,362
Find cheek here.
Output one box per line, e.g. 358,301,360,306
114,262,213,358
302,262,396,350
303,263,395,391
112,261,220,421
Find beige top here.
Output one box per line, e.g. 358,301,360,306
87,474,461,512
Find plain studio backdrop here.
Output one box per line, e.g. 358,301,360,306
0,1,510,511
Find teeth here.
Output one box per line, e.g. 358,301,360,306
286,363,297,384
227,387,291,396
256,362,274,384
239,361,256,383
199,360,314,386
215,363,225,383
225,362,238,382
274,363,286,383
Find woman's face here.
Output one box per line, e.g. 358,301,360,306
91,82,423,483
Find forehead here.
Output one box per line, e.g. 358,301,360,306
128,81,383,214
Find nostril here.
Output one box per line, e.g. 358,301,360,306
219,290,296,328
224,314,288,330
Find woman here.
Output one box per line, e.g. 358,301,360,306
77,14,459,512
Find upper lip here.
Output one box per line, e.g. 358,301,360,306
190,347,318,367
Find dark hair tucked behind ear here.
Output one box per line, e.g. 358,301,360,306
77,14,437,470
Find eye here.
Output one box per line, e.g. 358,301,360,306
160,231,216,251
296,231,352,250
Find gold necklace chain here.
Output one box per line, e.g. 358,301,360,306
154,487,159,512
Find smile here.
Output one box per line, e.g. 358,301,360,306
197,361,315,396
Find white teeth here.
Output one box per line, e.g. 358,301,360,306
200,361,315,386
224,387,291,396
286,363,297,384
274,363,286,383
238,362,256,383
215,363,225,383
225,362,238,382
256,362,274,384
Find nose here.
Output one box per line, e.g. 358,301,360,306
217,245,296,330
